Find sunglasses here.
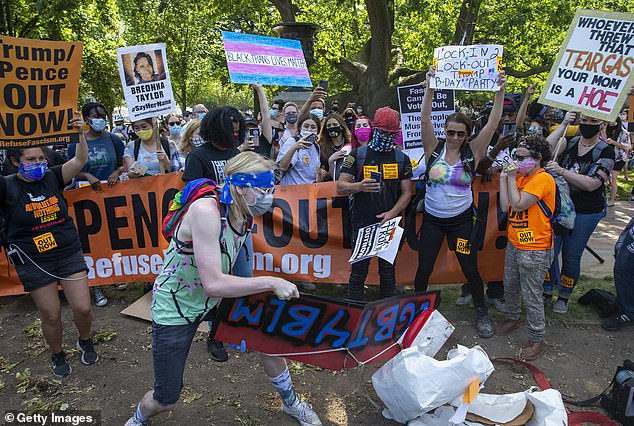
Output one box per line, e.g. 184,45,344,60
446,130,467,137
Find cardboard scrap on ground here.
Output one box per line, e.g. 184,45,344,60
120,292,209,333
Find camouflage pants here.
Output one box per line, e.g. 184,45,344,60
503,245,553,342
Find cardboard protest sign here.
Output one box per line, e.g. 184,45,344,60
116,43,175,121
539,9,634,122
0,36,82,148
0,177,509,296
222,31,311,87
213,291,440,370
349,217,403,264
431,44,503,91
397,83,455,149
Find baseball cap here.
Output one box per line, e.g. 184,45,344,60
372,107,400,133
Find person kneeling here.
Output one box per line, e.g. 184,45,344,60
126,152,321,426
496,135,555,360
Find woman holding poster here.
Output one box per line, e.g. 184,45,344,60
125,152,321,426
125,118,173,177
544,112,615,314
414,66,507,338
0,116,98,378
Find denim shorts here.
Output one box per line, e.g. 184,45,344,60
152,320,201,406
14,249,88,292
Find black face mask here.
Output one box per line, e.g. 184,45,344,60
327,126,343,138
579,123,601,139
345,118,355,130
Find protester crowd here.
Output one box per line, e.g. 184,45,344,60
1,70,633,426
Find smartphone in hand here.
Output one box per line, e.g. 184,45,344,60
248,128,260,147
319,80,329,92
502,122,516,137
370,171,382,185
306,133,318,143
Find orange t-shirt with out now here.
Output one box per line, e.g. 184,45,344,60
507,169,556,250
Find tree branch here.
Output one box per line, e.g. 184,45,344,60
398,71,427,87
388,66,420,83
504,64,552,78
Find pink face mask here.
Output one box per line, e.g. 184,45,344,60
517,157,540,174
354,127,372,143
393,130,403,146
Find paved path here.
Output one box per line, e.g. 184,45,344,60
581,200,633,278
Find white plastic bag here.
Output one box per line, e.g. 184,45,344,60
397,309,454,357
372,345,494,424
526,387,568,426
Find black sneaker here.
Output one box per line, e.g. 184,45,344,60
601,313,633,331
51,351,72,378
475,307,494,338
77,339,99,365
207,337,228,362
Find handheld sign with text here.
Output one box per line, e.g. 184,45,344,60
116,43,176,121
0,36,82,148
539,9,634,122
431,44,503,91
397,84,455,148
213,291,440,370
222,31,311,87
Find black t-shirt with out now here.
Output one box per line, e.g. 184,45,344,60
1,166,81,259
181,143,240,183
340,147,412,229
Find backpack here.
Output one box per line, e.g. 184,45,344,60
561,136,609,165
134,137,171,164
162,179,220,242
536,172,576,235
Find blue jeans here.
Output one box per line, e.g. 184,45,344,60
544,210,606,299
152,320,200,405
208,233,253,331
614,229,634,318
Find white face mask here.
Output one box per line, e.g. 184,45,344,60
246,191,273,217
191,136,205,147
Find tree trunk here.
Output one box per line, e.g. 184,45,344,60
270,0,297,22
451,0,483,45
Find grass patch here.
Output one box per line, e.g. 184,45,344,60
615,173,633,201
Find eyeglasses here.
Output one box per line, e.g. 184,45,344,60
168,122,180,126
446,130,467,137
512,153,531,161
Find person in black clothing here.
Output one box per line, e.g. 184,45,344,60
181,106,244,185
2,146,66,176
0,116,98,378
337,107,414,300
181,106,246,363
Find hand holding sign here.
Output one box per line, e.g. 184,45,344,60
271,278,300,300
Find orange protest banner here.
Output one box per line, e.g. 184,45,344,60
0,174,507,296
0,36,82,148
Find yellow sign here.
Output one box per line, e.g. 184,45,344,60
33,232,58,253
363,165,379,180
517,228,535,245
561,275,575,288
456,238,471,255
382,163,399,180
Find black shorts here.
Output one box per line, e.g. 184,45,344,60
14,250,88,292
614,160,625,172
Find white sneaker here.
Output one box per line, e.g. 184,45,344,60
283,399,322,426
124,417,147,426
115,284,128,291
93,288,108,307
456,293,473,306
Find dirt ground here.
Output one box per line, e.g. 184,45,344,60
0,285,632,426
